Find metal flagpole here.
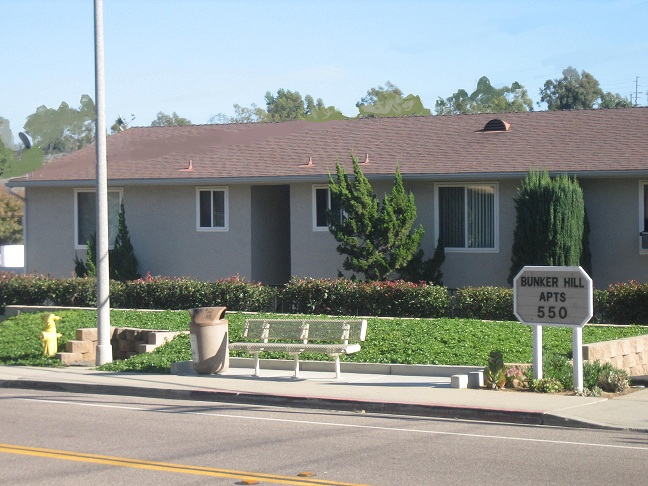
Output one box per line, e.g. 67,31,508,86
94,0,112,365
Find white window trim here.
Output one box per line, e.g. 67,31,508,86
312,184,331,231
196,186,229,232
74,188,123,250
639,181,648,254
434,182,499,253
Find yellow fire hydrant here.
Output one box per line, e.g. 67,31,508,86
39,313,62,357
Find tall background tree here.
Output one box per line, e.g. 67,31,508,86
209,103,268,124
23,94,96,157
0,117,14,151
210,89,344,123
327,155,424,281
150,111,192,126
356,81,431,118
539,66,608,110
0,138,17,177
0,188,23,244
264,89,307,121
435,76,533,115
508,170,590,283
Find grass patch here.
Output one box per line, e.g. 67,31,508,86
1,310,646,373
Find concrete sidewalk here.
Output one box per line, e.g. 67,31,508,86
2,359,648,432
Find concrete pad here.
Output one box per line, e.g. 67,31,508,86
451,374,468,389
468,371,484,389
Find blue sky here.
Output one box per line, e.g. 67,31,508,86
1,0,646,141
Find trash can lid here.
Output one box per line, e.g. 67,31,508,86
189,306,227,324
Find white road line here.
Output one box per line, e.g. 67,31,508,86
17,397,648,452
18,398,146,411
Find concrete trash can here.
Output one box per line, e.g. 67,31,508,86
189,306,229,374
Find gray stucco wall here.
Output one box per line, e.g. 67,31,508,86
289,183,345,279
20,176,648,290
403,179,518,289
125,185,252,280
581,178,648,288
23,184,253,281
24,187,77,277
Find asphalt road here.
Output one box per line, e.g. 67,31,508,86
2,389,648,485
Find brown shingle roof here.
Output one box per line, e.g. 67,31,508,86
9,108,648,186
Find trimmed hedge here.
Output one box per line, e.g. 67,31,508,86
0,271,647,324
282,277,450,318
452,287,515,321
601,281,648,324
0,273,278,313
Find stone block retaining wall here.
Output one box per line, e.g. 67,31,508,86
583,334,648,376
58,327,183,364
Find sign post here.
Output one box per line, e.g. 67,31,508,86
513,266,593,391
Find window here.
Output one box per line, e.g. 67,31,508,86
312,185,342,231
313,186,330,230
75,189,122,248
197,187,228,231
640,182,648,252
436,183,498,251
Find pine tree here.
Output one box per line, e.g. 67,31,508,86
73,203,140,281
110,202,140,281
85,232,97,277
327,155,424,281
509,170,589,283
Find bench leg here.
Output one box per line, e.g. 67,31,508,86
253,352,261,377
333,355,342,380
292,353,300,379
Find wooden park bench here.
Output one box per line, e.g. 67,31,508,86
229,318,367,379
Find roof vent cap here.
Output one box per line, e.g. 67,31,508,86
482,119,510,132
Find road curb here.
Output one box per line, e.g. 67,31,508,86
1,378,546,425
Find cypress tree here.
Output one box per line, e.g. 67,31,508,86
509,170,589,283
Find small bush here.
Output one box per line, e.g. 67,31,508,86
602,281,648,324
592,289,608,323
453,287,514,320
282,277,450,318
505,365,529,388
530,378,564,393
484,351,507,389
596,364,630,393
542,353,573,390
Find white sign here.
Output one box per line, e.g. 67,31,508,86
513,266,593,327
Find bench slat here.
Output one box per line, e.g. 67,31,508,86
232,318,368,379
243,319,366,342
229,342,361,355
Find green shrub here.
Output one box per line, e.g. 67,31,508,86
602,281,648,324
583,361,629,393
596,364,629,393
115,275,277,311
530,378,564,393
282,277,450,317
592,289,608,323
453,287,514,320
2,271,648,326
210,276,278,312
484,351,506,389
0,272,55,311
542,353,573,389
0,272,277,313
